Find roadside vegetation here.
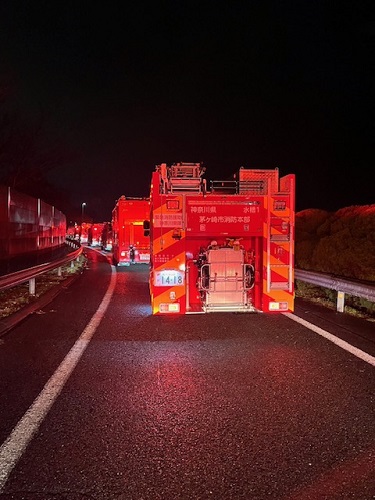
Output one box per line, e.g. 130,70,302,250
295,204,375,320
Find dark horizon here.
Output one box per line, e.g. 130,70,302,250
1,1,373,222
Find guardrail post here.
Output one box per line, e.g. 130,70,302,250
57,266,62,277
337,291,345,313
29,278,36,296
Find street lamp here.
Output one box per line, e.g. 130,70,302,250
81,202,86,223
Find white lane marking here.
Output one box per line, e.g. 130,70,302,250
0,266,117,491
284,312,375,367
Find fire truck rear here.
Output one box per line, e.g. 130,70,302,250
146,162,295,314
89,223,105,247
112,196,150,266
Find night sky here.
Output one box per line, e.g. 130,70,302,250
0,1,373,221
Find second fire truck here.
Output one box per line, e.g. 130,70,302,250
146,162,295,314
112,196,150,266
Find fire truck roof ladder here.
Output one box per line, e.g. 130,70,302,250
163,162,206,194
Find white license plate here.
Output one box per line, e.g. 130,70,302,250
154,270,184,287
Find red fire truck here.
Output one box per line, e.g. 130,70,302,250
112,196,150,266
146,162,295,314
89,223,105,247
78,222,91,244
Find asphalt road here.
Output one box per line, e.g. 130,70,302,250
0,248,374,499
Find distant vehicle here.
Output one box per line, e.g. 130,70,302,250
66,225,78,239
111,196,150,266
100,222,113,251
89,223,105,247
77,222,91,244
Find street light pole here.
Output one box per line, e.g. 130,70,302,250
79,203,87,244
81,202,86,223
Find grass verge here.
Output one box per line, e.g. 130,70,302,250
295,280,375,321
0,256,88,320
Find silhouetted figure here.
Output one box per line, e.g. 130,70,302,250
129,245,135,263
87,226,93,246
101,224,108,249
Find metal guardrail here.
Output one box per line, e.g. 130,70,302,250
0,239,83,295
295,269,375,312
1,249,373,314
